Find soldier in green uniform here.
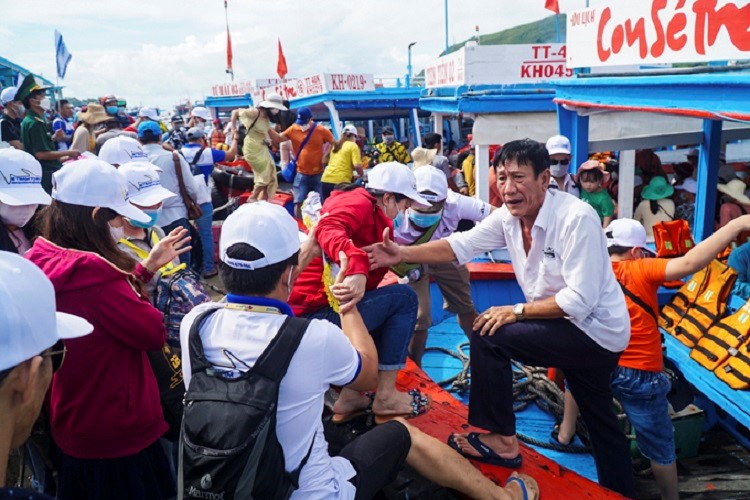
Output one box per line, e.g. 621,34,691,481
16,74,79,193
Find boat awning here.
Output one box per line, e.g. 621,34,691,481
419,84,557,116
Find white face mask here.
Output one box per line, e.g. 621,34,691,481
550,163,568,178
0,203,38,227
109,223,125,242
299,123,311,132
38,97,52,111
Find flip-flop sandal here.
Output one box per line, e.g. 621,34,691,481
331,392,375,425
505,476,530,500
447,432,523,468
373,389,431,425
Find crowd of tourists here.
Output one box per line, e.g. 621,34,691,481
3,73,750,500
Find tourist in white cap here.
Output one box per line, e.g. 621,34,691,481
545,134,579,197
116,161,185,299
393,166,494,367
0,149,51,254
180,201,539,500
1,86,23,150
188,106,213,135
25,158,187,499
288,161,435,424
98,135,148,167
0,251,92,492
230,92,288,201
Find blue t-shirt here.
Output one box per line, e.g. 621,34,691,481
52,116,75,151
728,241,750,300
181,143,227,180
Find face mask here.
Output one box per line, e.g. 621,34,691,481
194,121,205,130
38,98,52,111
109,223,125,242
13,103,25,116
393,210,404,229
550,164,568,178
128,208,161,229
383,135,395,145
408,208,442,228
0,203,37,227
299,123,311,131
106,106,119,115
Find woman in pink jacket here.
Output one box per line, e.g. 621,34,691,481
26,158,190,500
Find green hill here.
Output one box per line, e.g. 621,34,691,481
443,14,566,55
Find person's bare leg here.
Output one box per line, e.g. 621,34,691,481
556,389,580,445
409,329,428,368
451,432,520,460
402,420,538,500
458,310,477,338
651,461,679,500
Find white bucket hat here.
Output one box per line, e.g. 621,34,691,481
366,162,431,208
258,93,288,111
220,201,300,270
0,149,52,206
51,158,150,223
118,161,176,207
0,251,93,371
98,136,149,167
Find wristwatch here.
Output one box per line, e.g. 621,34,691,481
513,303,525,322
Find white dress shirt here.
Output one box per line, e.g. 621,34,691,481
142,143,200,226
446,190,630,352
548,173,580,197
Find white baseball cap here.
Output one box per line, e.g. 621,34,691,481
605,219,654,254
220,201,300,270
342,124,358,136
52,158,150,223
414,165,448,202
0,149,52,206
98,136,149,166
118,161,176,207
366,162,431,208
190,106,212,121
1,87,18,105
0,251,93,371
546,135,571,156
138,106,159,121
258,93,287,111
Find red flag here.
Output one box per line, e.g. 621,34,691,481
277,38,288,79
545,0,560,14
226,28,233,73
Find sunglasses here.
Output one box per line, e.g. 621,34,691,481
550,159,570,166
0,340,67,385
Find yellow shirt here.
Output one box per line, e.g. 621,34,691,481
322,141,362,184
462,154,476,197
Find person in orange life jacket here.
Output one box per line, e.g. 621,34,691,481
288,162,434,424
555,216,750,500
116,161,179,299
25,159,191,500
0,252,93,499
0,149,50,254
394,166,494,366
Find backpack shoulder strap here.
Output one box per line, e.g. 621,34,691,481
253,316,310,382
187,307,223,373
189,146,207,168
618,280,658,323
294,123,318,159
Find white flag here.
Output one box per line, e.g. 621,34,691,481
55,30,72,80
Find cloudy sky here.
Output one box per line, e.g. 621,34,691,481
3,0,593,108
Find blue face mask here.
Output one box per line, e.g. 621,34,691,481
393,210,404,229
106,106,119,115
129,208,161,229
408,209,442,228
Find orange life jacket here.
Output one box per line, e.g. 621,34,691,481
715,322,750,389
690,300,750,371
653,219,695,258
659,260,736,347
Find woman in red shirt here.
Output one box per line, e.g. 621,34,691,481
289,162,433,423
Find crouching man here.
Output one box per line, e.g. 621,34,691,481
180,201,538,500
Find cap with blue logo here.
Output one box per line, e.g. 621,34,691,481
98,136,149,167
0,149,52,206
118,161,176,207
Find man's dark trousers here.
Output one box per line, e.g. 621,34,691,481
469,318,636,498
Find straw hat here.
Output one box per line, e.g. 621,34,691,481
411,147,438,168
641,176,674,200
718,179,750,205
78,103,112,125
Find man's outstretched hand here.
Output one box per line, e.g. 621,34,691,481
364,228,402,270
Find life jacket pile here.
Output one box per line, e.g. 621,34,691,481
659,259,737,348
653,219,695,258
690,300,750,372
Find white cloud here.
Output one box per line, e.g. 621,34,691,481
3,0,593,108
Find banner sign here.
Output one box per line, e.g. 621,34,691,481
252,73,375,102
211,80,254,97
424,44,573,88
567,0,750,68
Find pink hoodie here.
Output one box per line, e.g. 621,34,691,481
26,238,168,459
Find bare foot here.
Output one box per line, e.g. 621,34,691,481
452,432,519,460
372,389,429,417
505,472,539,500
332,391,371,415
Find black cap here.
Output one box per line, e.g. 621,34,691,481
381,127,394,135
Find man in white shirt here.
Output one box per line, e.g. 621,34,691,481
394,166,493,366
181,201,538,500
545,134,579,197
367,138,635,498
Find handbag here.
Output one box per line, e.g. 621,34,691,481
172,151,203,220
281,123,317,182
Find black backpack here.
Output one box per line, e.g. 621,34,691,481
178,308,313,500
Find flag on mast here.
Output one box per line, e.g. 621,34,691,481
55,30,72,80
277,39,288,79
545,0,560,14
225,0,234,79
